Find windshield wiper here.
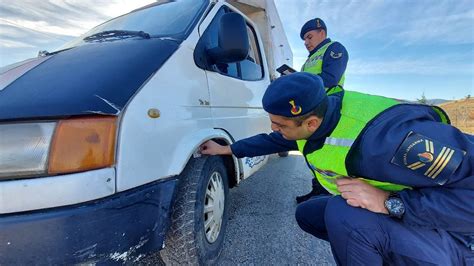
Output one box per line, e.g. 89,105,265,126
83,30,151,42
37,47,75,57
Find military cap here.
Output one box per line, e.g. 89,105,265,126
262,72,327,117
300,18,327,39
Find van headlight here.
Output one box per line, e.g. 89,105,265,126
0,122,55,178
0,116,117,180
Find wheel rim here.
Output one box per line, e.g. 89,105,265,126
203,171,225,243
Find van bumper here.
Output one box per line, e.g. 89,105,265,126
0,177,178,264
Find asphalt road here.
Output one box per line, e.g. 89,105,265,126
218,153,335,265
142,153,335,265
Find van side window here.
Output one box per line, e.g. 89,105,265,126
240,25,263,81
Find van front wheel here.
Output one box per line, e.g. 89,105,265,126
160,156,229,265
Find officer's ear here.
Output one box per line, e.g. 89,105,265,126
322,29,327,38
305,116,322,132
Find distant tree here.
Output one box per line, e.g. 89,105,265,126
466,94,471,99
417,92,428,104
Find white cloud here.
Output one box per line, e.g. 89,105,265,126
396,10,474,45
276,0,474,46
1,18,80,37
0,0,155,38
0,39,36,48
294,53,474,77
276,0,474,80
0,0,156,66
348,56,474,76
1,0,474,78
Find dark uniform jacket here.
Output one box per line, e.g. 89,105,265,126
231,91,474,249
307,38,348,89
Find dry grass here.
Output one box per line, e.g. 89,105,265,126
438,98,474,134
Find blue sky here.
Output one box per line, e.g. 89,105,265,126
1,0,473,101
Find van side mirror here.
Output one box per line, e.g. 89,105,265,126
207,13,249,64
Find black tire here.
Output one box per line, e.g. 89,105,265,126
160,156,229,265
278,151,289,157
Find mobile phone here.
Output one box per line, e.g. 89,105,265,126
276,64,297,76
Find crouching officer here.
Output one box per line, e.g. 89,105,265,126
297,18,349,203
200,72,474,265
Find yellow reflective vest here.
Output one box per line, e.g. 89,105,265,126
296,91,420,194
301,41,345,94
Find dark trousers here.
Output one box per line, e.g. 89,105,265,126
295,195,474,265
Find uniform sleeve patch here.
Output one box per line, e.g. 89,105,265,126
330,51,342,59
390,132,466,185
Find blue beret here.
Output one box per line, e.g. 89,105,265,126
262,72,327,117
300,18,327,39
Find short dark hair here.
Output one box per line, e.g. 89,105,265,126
289,97,328,126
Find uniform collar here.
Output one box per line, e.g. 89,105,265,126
308,38,331,57
307,93,342,141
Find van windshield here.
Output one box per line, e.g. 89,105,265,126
60,0,208,49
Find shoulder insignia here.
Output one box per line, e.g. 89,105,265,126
330,51,342,59
391,132,466,185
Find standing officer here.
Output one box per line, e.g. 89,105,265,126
297,18,349,203
300,18,348,93
200,73,474,265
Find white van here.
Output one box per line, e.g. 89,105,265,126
0,0,292,264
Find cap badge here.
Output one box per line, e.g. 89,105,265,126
289,100,302,115
316,19,321,28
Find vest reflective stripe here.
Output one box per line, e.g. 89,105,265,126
312,167,339,193
324,137,354,147
301,41,345,90
297,91,412,195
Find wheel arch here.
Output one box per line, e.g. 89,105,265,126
169,128,242,188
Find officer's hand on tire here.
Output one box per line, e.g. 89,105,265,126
200,140,232,155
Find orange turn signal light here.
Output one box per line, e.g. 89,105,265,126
48,116,117,175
